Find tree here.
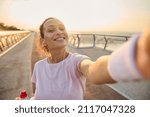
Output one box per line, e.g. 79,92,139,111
0,23,5,30
0,22,20,30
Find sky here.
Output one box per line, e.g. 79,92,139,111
0,0,150,32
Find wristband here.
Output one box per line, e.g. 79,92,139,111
108,33,144,82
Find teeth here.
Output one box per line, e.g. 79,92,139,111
55,38,64,41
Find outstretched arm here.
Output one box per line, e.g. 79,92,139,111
79,27,150,84
79,56,116,84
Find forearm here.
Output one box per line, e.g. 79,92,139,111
87,56,116,84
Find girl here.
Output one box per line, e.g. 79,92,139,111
31,17,150,100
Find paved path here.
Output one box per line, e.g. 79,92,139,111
0,32,35,99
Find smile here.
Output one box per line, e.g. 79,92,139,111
54,37,65,41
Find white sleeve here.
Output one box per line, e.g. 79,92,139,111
108,33,145,82
72,53,90,72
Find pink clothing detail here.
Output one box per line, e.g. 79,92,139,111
31,53,90,100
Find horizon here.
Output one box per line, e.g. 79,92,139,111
0,0,150,32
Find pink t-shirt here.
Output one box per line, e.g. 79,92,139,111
31,53,90,100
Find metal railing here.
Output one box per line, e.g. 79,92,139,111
69,34,131,50
0,31,30,52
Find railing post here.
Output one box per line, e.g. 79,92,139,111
0,37,3,51
76,34,80,48
0,45,3,51
12,35,15,44
5,36,9,47
125,36,128,41
93,34,96,47
72,35,76,46
104,35,108,49
0,37,5,48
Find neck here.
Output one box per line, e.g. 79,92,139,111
48,48,68,63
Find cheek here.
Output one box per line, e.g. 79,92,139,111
64,32,69,40
44,33,52,39
46,41,54,50
45,39,53,46
44,31,55,39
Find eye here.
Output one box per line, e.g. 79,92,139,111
59,24,65,31
59,27,65,31
47,29,54,33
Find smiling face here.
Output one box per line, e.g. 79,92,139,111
42,18,68,51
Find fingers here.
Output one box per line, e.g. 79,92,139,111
137,27,150,79
141,27,150,52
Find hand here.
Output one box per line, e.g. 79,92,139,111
136,27,150,79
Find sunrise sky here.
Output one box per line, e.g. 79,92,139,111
0,0,150,32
